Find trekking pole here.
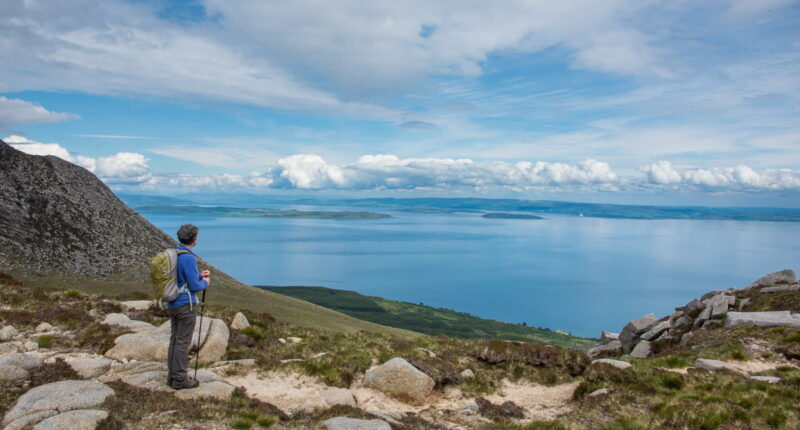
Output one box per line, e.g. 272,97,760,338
194,288,207,381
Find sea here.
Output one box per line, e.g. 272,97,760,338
142,204,800,338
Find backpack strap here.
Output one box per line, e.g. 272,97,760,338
175,248,196,310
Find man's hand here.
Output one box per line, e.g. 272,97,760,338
201,270,211,286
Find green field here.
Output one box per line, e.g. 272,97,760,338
259,286,596,350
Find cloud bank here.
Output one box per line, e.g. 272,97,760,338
641,161,800,191
6,135,152,184
7,136,800,193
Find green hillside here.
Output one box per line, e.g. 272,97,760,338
11,269,420,339
259,286,596,350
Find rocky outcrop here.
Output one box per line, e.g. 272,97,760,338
362,357,435,404
747,269,797,289
231,312,251,330
2,380,113,428
0,325,18,341
694,358,744,374
587,340,622,358
105,316,229,363
619,314,657,353
33,409,108,430
725,311,800,329
592,359,631,370
0,139,174,277
587,269,800,359
323,417,391,430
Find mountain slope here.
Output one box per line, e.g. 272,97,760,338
0,140,417,337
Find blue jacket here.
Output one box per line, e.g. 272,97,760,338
168,245,208,309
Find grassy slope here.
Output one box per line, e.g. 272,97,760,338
11,268,420,339
260,286,595,350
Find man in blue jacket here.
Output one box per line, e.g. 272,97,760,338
167,224,210,389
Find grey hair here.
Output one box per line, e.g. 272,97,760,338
177,224,199,245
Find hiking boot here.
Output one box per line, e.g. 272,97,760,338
170,377,200,390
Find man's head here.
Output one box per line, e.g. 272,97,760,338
177,224,199,246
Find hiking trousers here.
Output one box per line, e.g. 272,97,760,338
167,304,196,383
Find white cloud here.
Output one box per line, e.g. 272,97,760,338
0,97,76,131
641,161,800,190
94,152,152,184
5,135,152,184
269,154,619,190
641,161,682,185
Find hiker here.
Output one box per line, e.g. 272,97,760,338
167,224,210,389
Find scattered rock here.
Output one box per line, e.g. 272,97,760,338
725,311,800,329
641,321,671,341
761,284,800,294
750,376,780,384
64,357,113,379
0,353,44,371
119,300,152,311
35,323,54,333
629,341,652,359
175,381,236,400
320,387,357,407
706,294,732,318
588,388,611,397
702,320,723,330
322,417,391,430
748,269,797,289
101,313,155,333
680,332,694,344
287,337,302,343
2,380,114,427
694,358,745,374
230,312,250,330
587,340,622,358
33,409,108,430
278,338,287,344
0,325,18,341
694,306,712,327
416,347,437,358
673,315,692,328
458,400,479,416
619,314,657,353
106,316,229,363
23,342,39,352
0,342,19,355
460,369,475,379
600,331,619,343
362,357,435,404
677,299,704,317
738,298,751,310
2,411,58,430
0,364,30,381
592,359,631,370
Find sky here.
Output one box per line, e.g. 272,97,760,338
1,0,799,206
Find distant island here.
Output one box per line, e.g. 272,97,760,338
133,205,392,220
259,285,596,350
288,197,800,222
482,212,544,220
120,194,800,222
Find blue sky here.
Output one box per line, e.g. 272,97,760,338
1,0,799,206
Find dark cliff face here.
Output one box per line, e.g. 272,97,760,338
0,139,174,276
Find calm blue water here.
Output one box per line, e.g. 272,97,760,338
144,208,800,338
